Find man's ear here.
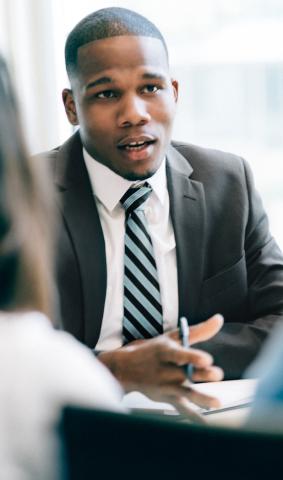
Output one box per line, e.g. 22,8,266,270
171,79,179,103
62,89,79,125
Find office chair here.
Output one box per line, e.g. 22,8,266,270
61,406,283,480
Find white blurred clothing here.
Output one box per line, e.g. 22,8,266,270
0,311,123,480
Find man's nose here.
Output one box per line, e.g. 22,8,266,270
117,94,151,127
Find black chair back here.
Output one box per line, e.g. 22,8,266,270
61,406,283,480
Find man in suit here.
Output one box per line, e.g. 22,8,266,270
42,7,283,411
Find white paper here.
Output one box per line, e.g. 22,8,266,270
122,379,257,417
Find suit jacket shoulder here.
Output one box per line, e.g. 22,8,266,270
171,140,248,181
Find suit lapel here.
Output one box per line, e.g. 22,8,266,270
166,145,206,324
55,132,106,346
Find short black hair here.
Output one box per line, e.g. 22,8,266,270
65,7,168,79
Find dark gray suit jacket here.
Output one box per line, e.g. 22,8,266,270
43,131,283,379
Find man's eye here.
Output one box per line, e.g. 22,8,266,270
96,90,116,99
142,85,159,94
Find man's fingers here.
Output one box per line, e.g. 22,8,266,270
153,359,223,385
146,383,221,420
159,338,213,368
178,385,221,410
189,314,223,344
157,338,224,384
171,397,206,424
191,365,224,382
157,363,186,384
168,383,222,419
167,314,223,345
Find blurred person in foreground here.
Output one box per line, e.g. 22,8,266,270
37,6,283,397
0,54,123,480
245,323,283,432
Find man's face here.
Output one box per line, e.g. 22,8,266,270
63,35,178,180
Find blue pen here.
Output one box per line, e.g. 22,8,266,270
179,316,194,382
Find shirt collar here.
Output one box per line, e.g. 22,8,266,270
83,148,167,212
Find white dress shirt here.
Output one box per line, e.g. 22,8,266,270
83,148,179,350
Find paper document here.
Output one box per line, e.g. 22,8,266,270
122,379,257,417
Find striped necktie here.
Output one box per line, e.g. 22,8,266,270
120,183,163,343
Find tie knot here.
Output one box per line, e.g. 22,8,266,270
120,182,152,217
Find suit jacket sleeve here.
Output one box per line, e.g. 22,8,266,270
195,159,283,379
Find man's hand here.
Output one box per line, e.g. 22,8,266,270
98,314,224,420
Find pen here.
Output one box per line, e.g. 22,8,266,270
179,316,194,382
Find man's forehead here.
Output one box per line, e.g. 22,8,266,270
77,34,166,53
76,35,168,74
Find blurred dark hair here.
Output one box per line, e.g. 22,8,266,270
0,55,55,317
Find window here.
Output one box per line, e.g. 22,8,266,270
2,0,283,247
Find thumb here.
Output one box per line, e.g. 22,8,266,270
190,314,224,345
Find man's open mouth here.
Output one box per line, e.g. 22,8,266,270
117,136,156,151
120,140,155,151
